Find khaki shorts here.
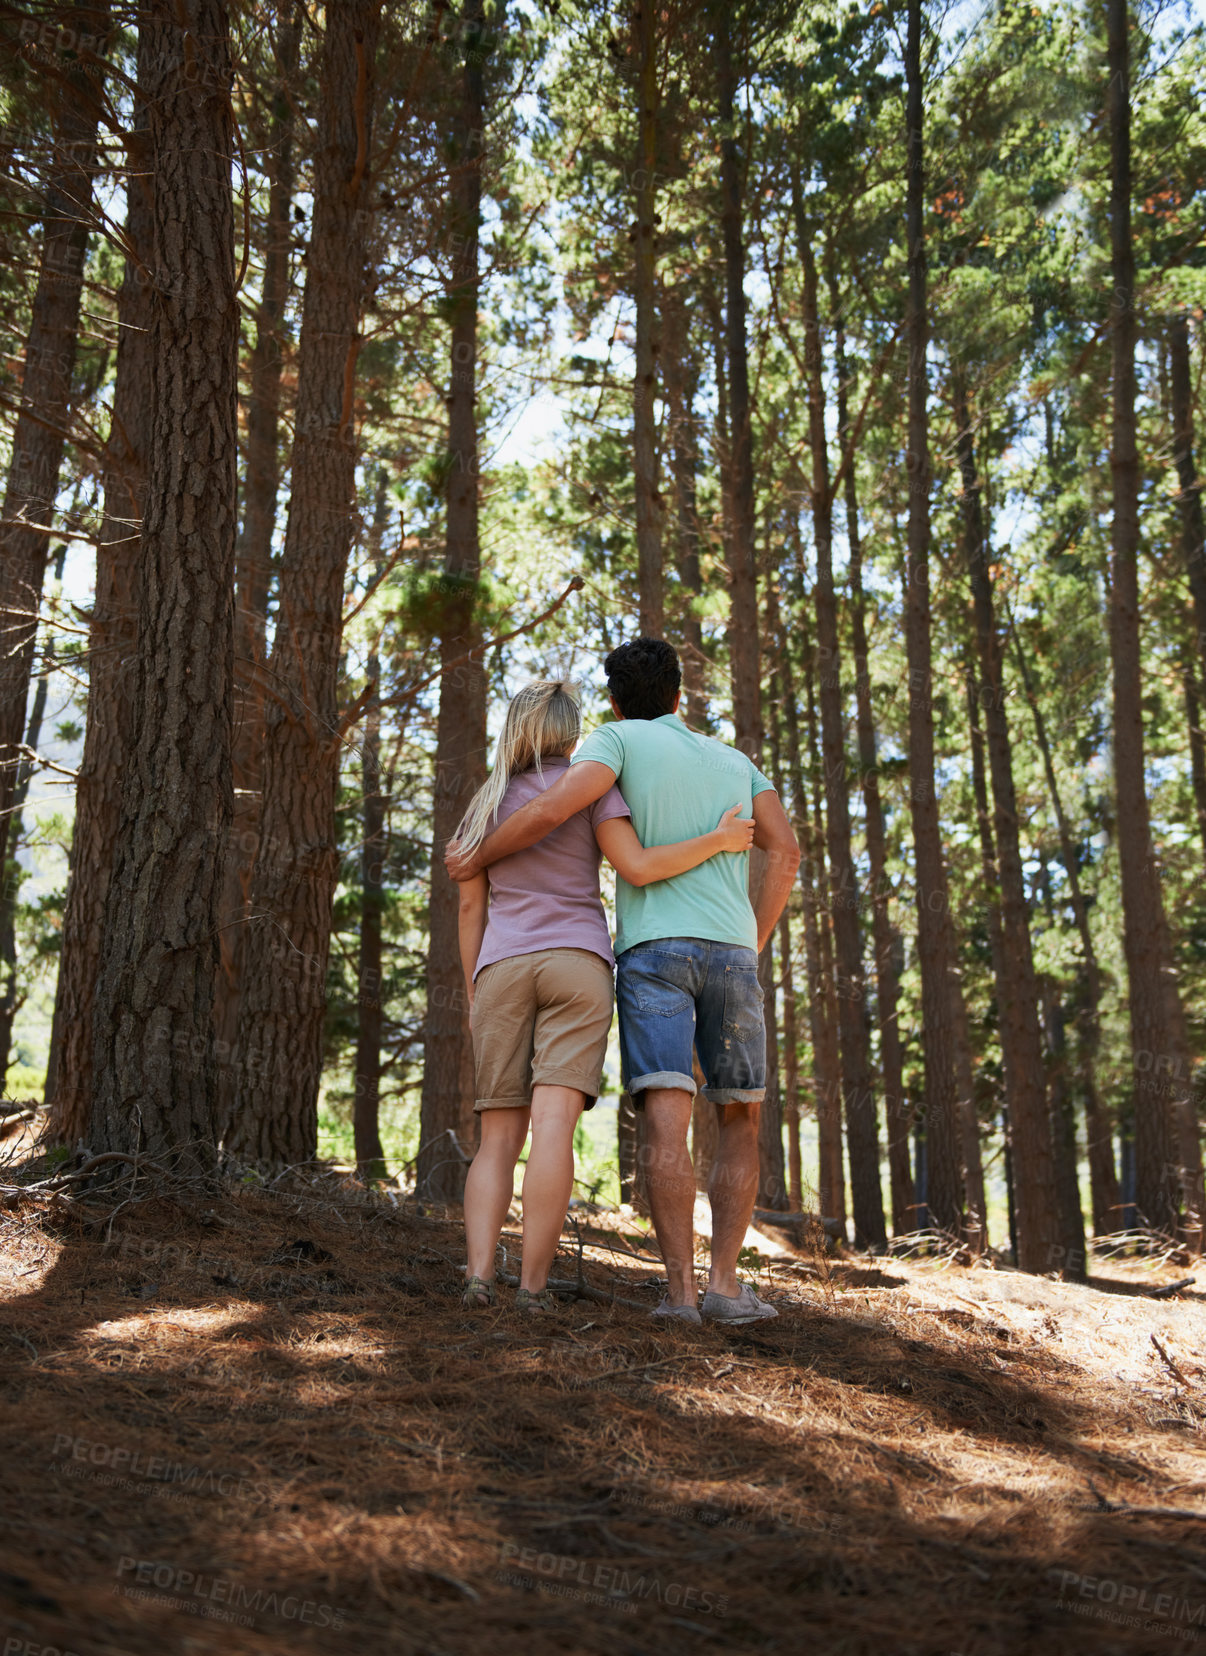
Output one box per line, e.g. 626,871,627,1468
471,947,614,1111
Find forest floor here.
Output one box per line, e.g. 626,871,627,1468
1,1139,1205,1656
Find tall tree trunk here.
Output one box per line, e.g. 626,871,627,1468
228,0,382,1163
632,0,662,635
830,272,914,1236
903,0,963,1237
89,0,239,1170
1106,0,1201,1246
952,373,1060,1269
354,473,390,1181
795,213,884,1248
758,929,786,1207
662,291,705,726
45,44,153,1141
1010,624,1122,1236
0,636,53,1080
778,562,841,1223
1180,623,1206,870
213,0,302,1130
712,8,759,759
1170,315,1206,693
416,0,490,1198
950,963,987,1254
796,583,846,1232
1037,859,1088,1277
779,913,803,1211
0,19,101,835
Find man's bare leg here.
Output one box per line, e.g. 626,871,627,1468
641,1087,697,1306
706,1100,761,1297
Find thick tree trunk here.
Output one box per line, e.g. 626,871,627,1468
0,23,101,834
713,10,759,759
45,47,152,1141
831,281,914,1236
213,0,302,1130
89,0,239,1170
416,0,489,1199
228,0,382,1164
796,217,884,1249
632,0,662,635
952,374,1060,1270
354,475,390,1181
1037,859,1088,1277
903,0,963,1237
1106,0,1201,1245
1011,627,1122,1236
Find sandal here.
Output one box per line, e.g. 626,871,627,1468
515,1286,557,1314
461,1275,497,1308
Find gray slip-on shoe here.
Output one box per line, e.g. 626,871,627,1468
700,1283,778,1324
652,1297,702,1324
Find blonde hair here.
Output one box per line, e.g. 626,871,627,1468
456,679,582,856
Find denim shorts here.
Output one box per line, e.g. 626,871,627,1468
615,937,766,1107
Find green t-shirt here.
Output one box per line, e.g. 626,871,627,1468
572,713,775,955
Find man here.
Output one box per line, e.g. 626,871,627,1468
446,638,800,1324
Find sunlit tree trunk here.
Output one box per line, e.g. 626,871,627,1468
632,0,662,635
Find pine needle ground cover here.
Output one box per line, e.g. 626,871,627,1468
1,1182,1203,1656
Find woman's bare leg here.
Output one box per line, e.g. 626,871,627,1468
464,1106,530,1282
519,1084,585,1291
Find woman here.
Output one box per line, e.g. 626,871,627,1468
454,679,753,1312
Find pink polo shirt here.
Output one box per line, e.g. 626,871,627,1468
473,757,631,978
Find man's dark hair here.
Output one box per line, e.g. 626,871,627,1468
604,637,682,721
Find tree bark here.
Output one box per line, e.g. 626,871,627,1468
952,373,1060,1269
416,0,489,1199
213,0,302,1130
632,0,663,635
1010,624,1122,1236
89,0,239,1170
45,36,153,1141
831,275,914,1237
0,17,101,836
228,0,382,1164
1169,314,1206,693
1106,0,1201,1245
903,0,963,1237
713,7,759,759
795,212,884,1248
662,291,706,726
354,472,389,1181
1180,624,1206,870
0,638,53,1081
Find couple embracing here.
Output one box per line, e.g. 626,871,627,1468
445,638,801,1324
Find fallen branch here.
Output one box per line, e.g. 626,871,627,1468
1151,1333,1197,1390
1151,1276,1196,1300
